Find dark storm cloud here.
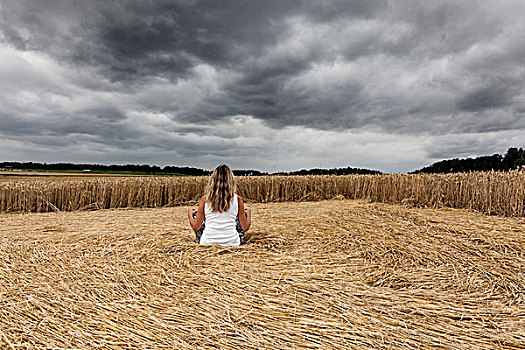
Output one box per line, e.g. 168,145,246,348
1,0,524,172
3,0,523,130
455,77,519,112
0,107,133,145
0,0,384,86
80,0,383,82
2,0,299,81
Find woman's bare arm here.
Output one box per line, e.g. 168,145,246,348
237,196,251,232
188,195,206,231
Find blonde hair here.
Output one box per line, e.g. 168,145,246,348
206,164,236,213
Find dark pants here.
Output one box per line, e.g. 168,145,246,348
193,211,245,245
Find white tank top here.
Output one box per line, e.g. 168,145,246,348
200,194,240,246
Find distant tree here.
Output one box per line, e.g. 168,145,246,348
274,166,381,176
515,158,525,168
0,161,213,176
162,166,211,176
413,147,524,174
502,147,519,170
232,170,268,176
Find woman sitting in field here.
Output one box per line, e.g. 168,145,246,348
188,164,251,246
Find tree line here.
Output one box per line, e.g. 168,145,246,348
413,147,525,174
5,147,522,176
0,162,210,175
0,161,269,176
274,166,381,175
0,161,381,176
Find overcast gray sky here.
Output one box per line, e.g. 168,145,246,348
1,0,524,173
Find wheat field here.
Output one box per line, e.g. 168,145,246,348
1,173,524,348
1,171,524,216
0,199,523,349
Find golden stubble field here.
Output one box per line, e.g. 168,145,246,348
0,199,523,349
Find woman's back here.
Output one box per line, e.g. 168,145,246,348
188,164,251,246
200,194,240,246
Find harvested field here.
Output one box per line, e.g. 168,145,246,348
0,199,523,349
